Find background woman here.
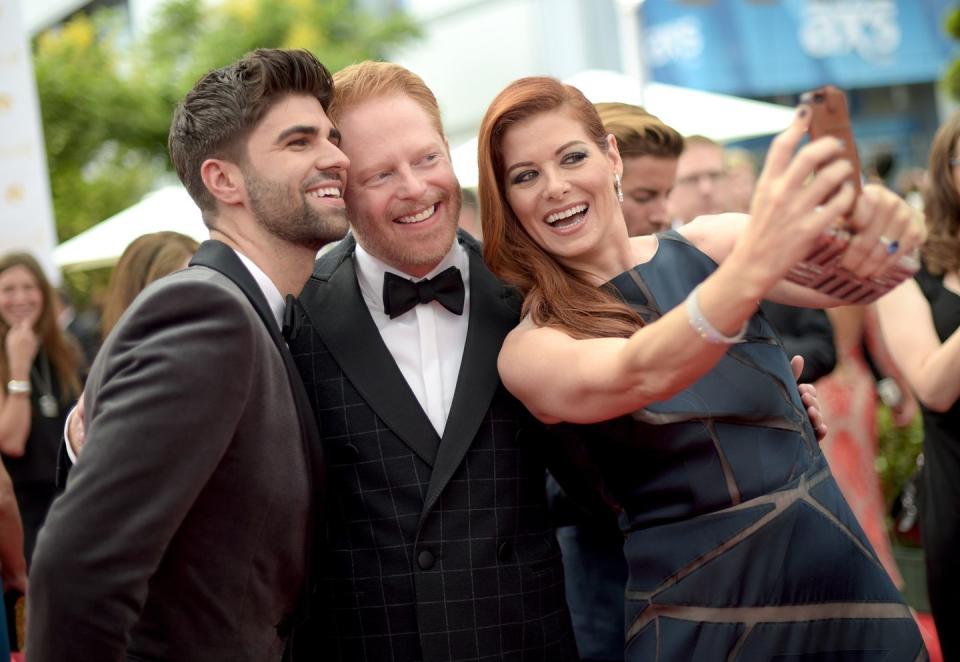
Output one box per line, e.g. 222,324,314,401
62,231,199,461
477,77,925,659
100,231,200,339
877,110,960,660
0,253,81,558
0,252,81,649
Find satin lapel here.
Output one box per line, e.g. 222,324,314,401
190,240,282,339
420,236,519,518
189,240,324,507
299,242,440,467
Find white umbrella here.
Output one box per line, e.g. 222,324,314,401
452,69,797,188
54,186,207,271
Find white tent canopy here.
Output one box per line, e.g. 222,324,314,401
451,69,797,188
54,186,207,271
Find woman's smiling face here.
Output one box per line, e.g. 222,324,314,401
0,264,43,329
500,106,623,270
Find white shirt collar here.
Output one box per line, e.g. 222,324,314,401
353,238,470,314
232,249,286,328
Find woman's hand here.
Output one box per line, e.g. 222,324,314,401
731,107,858,290
838,184,926,279
5,320,39,377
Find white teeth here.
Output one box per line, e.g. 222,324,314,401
546,204,587,225
309,187,341,199
397,204,436,224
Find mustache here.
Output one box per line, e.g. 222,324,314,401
302,173,343,191
391,193,447,218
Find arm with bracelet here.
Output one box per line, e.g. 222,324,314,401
0,320,39,457
484,81,925,426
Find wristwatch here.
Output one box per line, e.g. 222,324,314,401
6,380,31,395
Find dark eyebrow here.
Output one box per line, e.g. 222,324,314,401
505,140,588,176
276,125,319,144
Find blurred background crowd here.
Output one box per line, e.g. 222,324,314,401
2,0,960,660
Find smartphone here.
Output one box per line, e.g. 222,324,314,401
783,85,917,304
805,85,863,195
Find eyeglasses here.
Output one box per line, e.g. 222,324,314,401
675,170,726,188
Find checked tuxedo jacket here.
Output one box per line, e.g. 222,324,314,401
286,232,580,662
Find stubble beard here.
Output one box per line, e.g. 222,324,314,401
246,174,349,252
350,187,463,274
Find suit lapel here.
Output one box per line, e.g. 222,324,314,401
420,235,520,518
299,237,440,467
189,240,324,505
190,240,282,340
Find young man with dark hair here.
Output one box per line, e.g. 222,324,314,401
26,49,348,661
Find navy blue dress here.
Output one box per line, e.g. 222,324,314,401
573,232,925,660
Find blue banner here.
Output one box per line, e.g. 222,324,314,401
641,0,959,96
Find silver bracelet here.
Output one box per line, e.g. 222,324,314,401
7,379,31,395
685,284,748,344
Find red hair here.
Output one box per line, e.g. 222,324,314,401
329,61,442,136
477,76,643,339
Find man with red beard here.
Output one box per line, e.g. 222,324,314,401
285,62,582,662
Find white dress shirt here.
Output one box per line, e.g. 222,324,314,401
234,250,285,329
353,240,470,437
65,247,283,463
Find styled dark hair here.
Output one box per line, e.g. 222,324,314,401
477,76,644,339
923,111,960,276
595,102,684,160
0,253,81,400
168,48,335,222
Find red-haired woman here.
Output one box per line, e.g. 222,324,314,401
477,77,926,659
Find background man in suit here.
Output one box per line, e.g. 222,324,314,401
26,48,347,661
287,62,581,661
667,134,727,226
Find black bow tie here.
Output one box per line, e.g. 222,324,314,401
382,266,465,319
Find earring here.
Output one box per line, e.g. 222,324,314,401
614,173,624,203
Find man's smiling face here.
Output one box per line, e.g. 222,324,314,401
337,93,461,278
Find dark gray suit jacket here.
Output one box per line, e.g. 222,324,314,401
287,232,579,662
27,241,321,662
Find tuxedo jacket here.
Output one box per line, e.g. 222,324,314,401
27,241,322,662
287,232,579,662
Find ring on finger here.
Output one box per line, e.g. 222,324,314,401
878,235,899,255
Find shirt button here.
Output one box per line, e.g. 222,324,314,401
417,550,435,570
